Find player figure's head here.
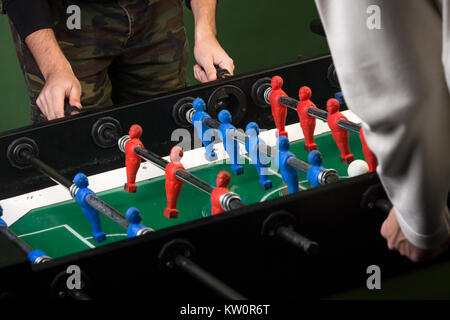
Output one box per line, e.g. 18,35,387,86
129,124,143,139
126,207,142,224
245,122,260,136
271,76,283,90
326,98,340,114
0,204,3,216
308,150,323,166
216,171,231,188
277,135,290,152
193,97,206,112
170,146,184,163
73,173,89,188
218,109,232,124
299,86,312,101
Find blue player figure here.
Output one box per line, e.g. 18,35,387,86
245,122,272,190
218,109,244,175
0,205,7,228
125,207,152,238
1,205,51,264
275,135,299,194
192,97,217,161
0,206,8,228
73,173,106,243
307,150,326,188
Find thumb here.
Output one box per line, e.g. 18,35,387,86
69,85,83,110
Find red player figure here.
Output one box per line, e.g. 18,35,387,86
297,86,318,152
326,98,354,165
164,146,185,219
269,76,288,137
124,124,144,193
211,171,232,216
359,128,378,172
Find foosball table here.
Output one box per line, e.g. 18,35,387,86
0,55,449,300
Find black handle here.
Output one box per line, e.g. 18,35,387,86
64,100,81,117
215,65,231,79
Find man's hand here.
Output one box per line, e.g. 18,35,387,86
25,28,82,120
193,34,234,82
191,0,234,83
380,208,450,262
36,70,82,120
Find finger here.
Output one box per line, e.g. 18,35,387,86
218,58,235,75
43,93,57,120
69,84,83,110
36,95,50,120
193,64,202,82
50,87,67,119
380,219,389,239
195,65,209,83
201,60,217,82
199,70,209,83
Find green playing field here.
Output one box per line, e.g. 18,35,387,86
10,131,365,259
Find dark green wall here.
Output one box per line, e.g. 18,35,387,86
0,1,328,133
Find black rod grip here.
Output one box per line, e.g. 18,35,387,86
375,199,393,215
174,254,246,300
276,226,319,255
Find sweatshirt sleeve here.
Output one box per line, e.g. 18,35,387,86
3,0,53,40
315,0,450,249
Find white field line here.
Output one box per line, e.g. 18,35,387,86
63,224,96,248
18,224,67,238
18,224,95,249
84,233,127,240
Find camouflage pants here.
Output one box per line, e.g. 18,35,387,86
10,0,189,123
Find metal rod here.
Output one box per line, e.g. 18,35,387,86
133,146,215,195
192,108,339,184
202,116,310,172
132,145,245,210
306,107,328,122
278,96,299,110
174,254,247,300
287,156,311,173
337,119,361,133
276,94,361,133
0,227,33,254
85,195,129,229
175,170,215,195
276,226,319,255
22,150,73,189
229,198,246,210
203,118,221,130
21,149,130,230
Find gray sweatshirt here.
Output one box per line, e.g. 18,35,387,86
315,0,450,249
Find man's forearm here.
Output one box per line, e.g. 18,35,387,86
24,29,73,80
190,0,217,41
